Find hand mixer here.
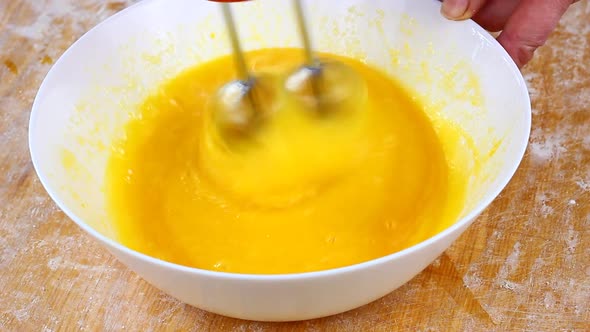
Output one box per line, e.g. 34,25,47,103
210,0,367,140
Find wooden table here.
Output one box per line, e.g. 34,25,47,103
1,1,589,330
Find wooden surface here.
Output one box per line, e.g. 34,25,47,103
1,1,589,331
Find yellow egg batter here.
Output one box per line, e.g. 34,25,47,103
106,48,467,274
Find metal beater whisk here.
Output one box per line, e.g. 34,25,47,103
212,0,366,140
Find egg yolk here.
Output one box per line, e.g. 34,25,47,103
106,48,466,274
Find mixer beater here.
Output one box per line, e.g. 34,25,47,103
210,0,367,141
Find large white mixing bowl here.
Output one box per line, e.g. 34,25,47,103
29,0,531,321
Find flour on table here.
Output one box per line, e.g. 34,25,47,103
543,291,556,309
528,127,568,163
499,280,521,292
496,241,521,277
575,179,590,192
9,0,136,41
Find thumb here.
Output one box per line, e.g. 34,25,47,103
497,0,573,68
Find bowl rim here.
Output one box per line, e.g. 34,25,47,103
28,0,531,281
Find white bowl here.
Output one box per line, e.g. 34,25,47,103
29,0,530,322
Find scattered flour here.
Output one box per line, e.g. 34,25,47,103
565,223,579,258
543,292,556,309
462,274,483,290
504,242,521,275
495,242,523,293
539,202,554,218
535,192,555,218
47,257,62,271
575,179,590,192
528,128,568,163
8,0,135,44
499,280,521,292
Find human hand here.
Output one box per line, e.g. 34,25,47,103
440,0,579,68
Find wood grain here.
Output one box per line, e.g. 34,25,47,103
1,1,589,331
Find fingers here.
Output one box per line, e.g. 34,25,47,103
473,0,522,32
497,0,573,68
440,0,575,67
441,0,488,20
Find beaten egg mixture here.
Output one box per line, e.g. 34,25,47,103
107,48,467,274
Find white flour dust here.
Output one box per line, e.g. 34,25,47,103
528,127,568,163
495,242,522,293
